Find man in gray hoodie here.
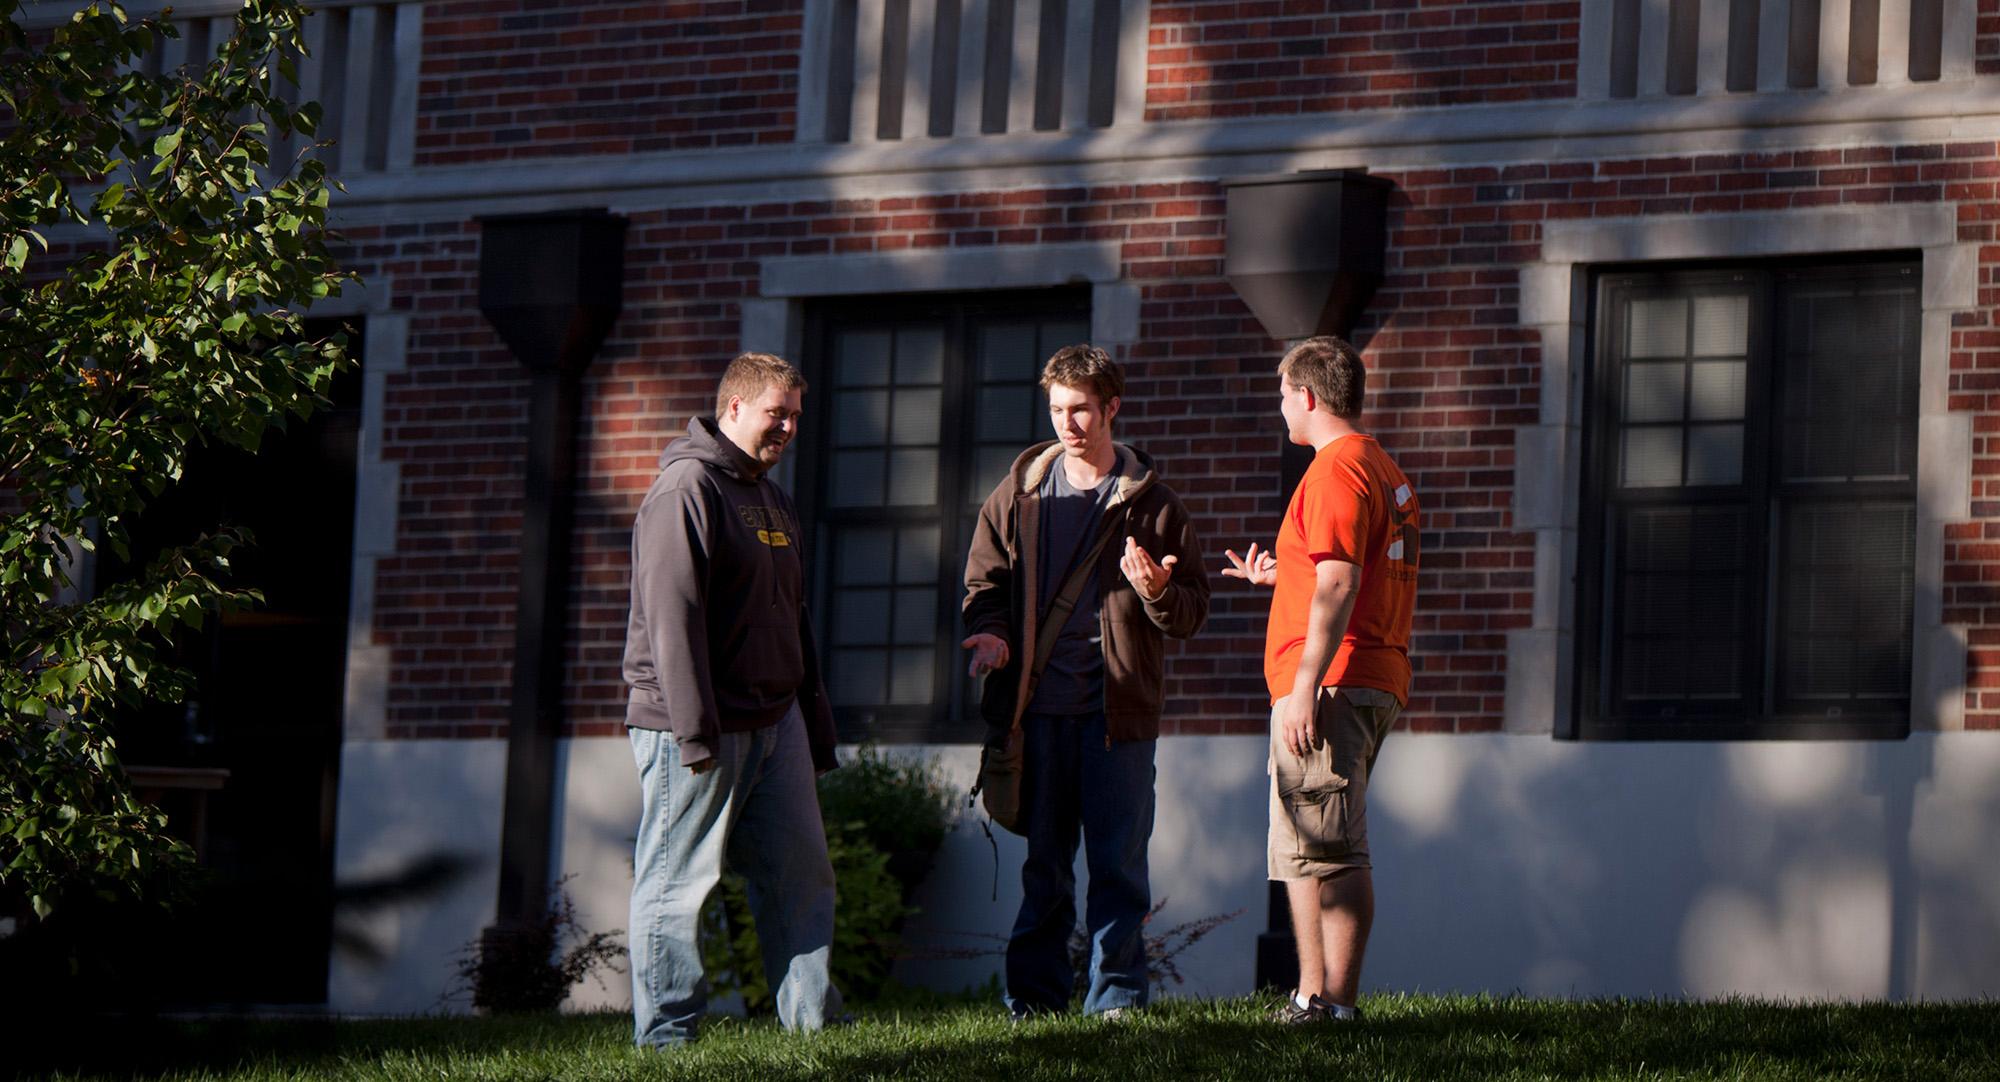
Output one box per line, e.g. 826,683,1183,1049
623,352,841,1049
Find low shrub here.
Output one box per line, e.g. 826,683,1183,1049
815,746,958,897
449,878,625,1013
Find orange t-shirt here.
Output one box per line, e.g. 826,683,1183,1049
1264,434,1421,704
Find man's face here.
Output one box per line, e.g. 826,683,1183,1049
721,383,803,468
1047,381,1118,460
1279,373,1312,446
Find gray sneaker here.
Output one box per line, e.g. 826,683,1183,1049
1270,991,1329,1024
1270,992,1360,1024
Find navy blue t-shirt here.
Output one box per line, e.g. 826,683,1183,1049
1028,461,1114,715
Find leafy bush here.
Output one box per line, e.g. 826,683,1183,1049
0,0,350,922
449,878,625,1014
815,746,958,897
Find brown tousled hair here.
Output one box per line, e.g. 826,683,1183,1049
1039,344,1123,405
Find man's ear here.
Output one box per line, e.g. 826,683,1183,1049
1301,387,1318,414
1105,395,1121,423
724,394,743,421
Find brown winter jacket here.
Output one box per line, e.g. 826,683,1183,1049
961,441,1210,745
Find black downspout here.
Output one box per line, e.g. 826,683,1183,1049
475,210,628,946
1222,170,1393,993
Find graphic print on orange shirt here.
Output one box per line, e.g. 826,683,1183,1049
1263,434,1421,704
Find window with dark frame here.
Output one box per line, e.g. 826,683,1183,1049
796,289,1092,743
1577,259,1921,740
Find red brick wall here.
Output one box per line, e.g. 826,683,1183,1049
335,221,524,737
1145,0,1580,122
563,184,1536,736
1950,137,2000,728
1979,0,1999,76
347,139,1999,739
414,0,803,166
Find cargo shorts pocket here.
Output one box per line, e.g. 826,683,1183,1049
1280,772,1353,859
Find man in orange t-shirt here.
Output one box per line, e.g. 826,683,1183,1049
1222,335,1419,1025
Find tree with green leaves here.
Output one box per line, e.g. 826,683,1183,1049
0,0,351,921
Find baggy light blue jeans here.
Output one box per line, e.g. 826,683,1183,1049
1004,710,1156,1016
628,702,842,1047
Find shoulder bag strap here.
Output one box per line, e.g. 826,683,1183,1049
1029,504,1128,682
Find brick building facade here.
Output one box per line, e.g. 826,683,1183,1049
40,0,2000,1008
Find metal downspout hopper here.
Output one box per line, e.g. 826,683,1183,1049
476,209,627,954
1223,169,1393,343
1222,170,1393,996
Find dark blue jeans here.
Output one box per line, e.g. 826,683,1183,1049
1004,710,1157,1016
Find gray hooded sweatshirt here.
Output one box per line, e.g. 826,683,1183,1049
622,416,837,772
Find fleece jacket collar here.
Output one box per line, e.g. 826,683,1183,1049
1015,441,1155,509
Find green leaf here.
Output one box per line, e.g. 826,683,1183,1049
152,128,181,156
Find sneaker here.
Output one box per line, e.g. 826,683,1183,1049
1096,1006,1135,1021
1264,988,1328,1020
1268,991,1356,1024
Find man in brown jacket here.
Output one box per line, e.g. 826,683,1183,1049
961,345,1210,1019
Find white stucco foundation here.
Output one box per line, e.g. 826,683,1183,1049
326,739,506,1015
328,729,2000,1014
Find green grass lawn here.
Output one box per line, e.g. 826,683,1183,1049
15,994,2000,1081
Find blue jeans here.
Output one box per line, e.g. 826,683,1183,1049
1004,710,1156,1016
628,702,842,1047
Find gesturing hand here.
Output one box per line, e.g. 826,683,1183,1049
1221,542,1277,587
962,632,1011,678
1120,536,1176,602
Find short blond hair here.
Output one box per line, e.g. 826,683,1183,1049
715,352,806,417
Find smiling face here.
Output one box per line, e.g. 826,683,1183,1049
719,383,803,468
1047,380,1118,462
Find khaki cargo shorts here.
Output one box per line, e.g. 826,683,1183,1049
1267,686,1401,881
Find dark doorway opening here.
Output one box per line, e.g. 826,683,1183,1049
106,317,363,1005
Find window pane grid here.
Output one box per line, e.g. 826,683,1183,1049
825,522,946,707
1775,501,1915,710
1615,505,1747,705
810,297,1091,739
1589,263,1917,737
1616,287,1750,490
1780,281,1920,484
969,318,1076,507
828,326,946,509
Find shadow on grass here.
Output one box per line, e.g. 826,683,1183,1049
9,1012,621,1081
12,996,2000,1081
